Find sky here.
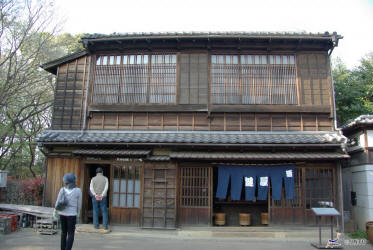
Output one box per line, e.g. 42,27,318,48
54,0,373,69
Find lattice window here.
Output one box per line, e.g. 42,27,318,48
93,54,177,104
211,55,297,104
271,167,335,209
305,167,335,209
112,165,141,208
180,167,210,207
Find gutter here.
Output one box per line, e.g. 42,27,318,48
39,142,344,147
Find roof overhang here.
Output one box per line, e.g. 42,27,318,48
72,149,151,156
37,130,347,149
40,50,88,74
341,115,373,135
170,152,349,160
81,32,342,54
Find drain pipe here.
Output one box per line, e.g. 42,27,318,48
328,32,345,235
77,56,92,140
328,33,342,130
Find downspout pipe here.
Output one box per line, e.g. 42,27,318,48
76,55,92,141
328,32,343,130
328,32,345,235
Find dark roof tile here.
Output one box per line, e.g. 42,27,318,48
170,152,349,160
37,130,347,146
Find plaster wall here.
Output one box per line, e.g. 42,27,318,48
367,130,373,147
350,164,373,230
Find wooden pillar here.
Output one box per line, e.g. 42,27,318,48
336,161,344,233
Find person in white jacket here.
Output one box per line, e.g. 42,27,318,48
54,173,82,250
90,167,109,229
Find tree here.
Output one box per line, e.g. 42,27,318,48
333,55,373,127
0,0,83,177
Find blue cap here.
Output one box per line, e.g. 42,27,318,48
62,173,76,184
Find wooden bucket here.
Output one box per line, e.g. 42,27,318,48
239,213,251,226
215,213,226,226
261,212,269,225
367,221,373,244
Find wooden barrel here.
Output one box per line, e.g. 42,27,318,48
239,213,251,226
367,221,373,244
261,212,269,225
215,213,226,226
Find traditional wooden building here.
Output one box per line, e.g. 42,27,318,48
37,32,348,229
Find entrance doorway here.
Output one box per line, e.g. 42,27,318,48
212,166,268,226
84,164,110,224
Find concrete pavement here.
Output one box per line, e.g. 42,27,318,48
0,226,371,250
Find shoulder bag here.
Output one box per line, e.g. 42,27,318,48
55,187,68,211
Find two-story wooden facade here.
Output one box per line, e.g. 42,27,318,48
37,32,348,229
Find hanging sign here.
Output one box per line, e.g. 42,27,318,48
286,169,293,178
245,177,254,187
260,176,268,187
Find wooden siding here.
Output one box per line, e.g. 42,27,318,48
88,112,333,131
179,53,208,104
44,157,83,207
52,56,90,130
297,53,331,107
142,162,177,228
51,52,334,131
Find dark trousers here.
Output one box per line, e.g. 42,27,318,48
60,215,76,250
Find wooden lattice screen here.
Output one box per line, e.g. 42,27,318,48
92,54,177,104
211,55,297,104
178,167,212,226
180,167,211,208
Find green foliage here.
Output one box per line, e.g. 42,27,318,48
333,54,373,127
349,230,368,239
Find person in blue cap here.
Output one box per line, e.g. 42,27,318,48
54,173,82,250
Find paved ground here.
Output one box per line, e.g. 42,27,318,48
0,227,371,250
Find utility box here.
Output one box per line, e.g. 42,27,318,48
0,171,8,188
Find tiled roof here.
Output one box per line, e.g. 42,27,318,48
72,149,151,156
82,31,341,40
37,130,346,145
145,155,170,161
342,115,373,130
170,152,349,160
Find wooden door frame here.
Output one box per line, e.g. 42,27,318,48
81,162,111,223
109,161,144,226
178,164,213,226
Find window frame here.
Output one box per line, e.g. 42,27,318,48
210,54,298,105
111,164,141,208
92,53,178,105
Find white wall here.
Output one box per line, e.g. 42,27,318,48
351,164,373,230
367,130,373,147
360,133,366,147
